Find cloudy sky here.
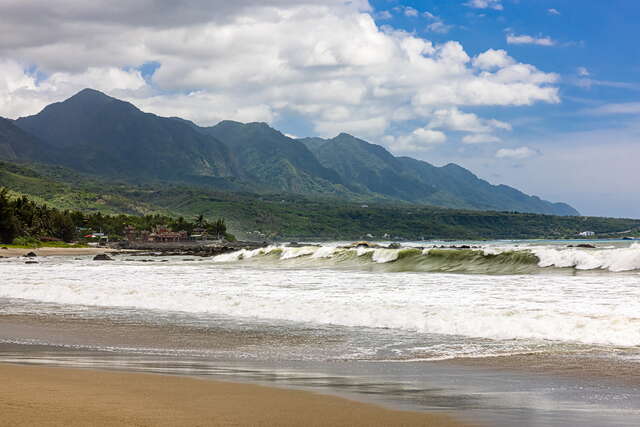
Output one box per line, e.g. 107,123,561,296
1,0,638,217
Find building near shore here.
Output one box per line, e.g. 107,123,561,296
124,225,207,242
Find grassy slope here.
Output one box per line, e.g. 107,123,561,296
1,160,639,240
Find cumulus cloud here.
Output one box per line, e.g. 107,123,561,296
390,128,447,153
427,108,511,133
465,0,503,11
473,49,515,70
0,0,559,148
507,33,556,46
496,146,536,159
547,8,561,15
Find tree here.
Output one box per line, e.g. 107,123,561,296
0,188,19,244
209,218,227,239
194,214,206,228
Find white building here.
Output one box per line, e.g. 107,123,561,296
578,231,595,237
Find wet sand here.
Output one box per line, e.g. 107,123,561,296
3,314,639,386
447,352,640,386
0,363,468,427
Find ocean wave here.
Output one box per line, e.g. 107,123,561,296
209,243,640,273
2,260,640,348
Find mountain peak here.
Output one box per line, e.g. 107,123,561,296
64,88,115,104
75,87,110,97
335,132,356,139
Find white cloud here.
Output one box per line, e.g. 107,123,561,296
473,49,515,70
465,0,503,11
424,12,453,34
507,34,556,46
547,8,561,15
427,108,511,133
376,10,392,20
496,146,536,159
427,21,453,34
403,6,418,17
391,128,447,153
0,0,559,146
462,134,501,144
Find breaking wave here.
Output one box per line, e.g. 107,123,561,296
210,243,640,274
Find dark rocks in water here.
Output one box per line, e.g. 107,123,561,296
93,254,114,261
25,252,37,257
436,245,479,250
24,260,38,264
1,247,8,250
568,244,596,249
388,243,402,249
286,242,320,248
182,259,195,261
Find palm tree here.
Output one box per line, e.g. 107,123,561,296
194,214,206,228
211,218,227,239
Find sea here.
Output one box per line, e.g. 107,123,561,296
1,239,640,426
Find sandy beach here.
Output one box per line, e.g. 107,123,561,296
0,363,468,427
0,247,121,257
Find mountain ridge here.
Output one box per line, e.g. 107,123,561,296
2,88,579,216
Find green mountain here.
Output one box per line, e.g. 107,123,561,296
201,120,344,194
0,118,60,163
302,133,578,216
15,88,238,181
6,88,578,215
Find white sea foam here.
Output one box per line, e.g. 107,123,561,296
1,254,640,348
532,246,640,272
280,246,317,260
311,246,337,259
371,248,400,263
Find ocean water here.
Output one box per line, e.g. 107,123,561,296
1,240,640,426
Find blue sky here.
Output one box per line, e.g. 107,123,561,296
0,0,638,217
362,0,640,217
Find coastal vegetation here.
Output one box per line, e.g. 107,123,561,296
0,187,232,245
1,159,640,242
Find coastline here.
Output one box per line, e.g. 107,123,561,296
0,362,469,427
0,247,121,257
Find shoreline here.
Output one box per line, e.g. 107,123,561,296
0,246,124,257
0,362,469,427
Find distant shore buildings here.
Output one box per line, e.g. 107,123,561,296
124,225,209,243
578,231,595,237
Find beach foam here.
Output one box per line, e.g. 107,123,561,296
1,249,640,349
